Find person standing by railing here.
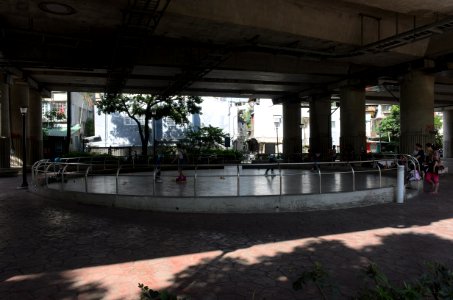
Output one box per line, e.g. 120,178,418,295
155,153,163,183
424,148,441,194
424,143,445,193
414,143,425,168
311,149,321,171
329,145,337,163
173,144,186,182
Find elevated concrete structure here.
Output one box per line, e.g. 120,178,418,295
2,0,453,159
1,0,453,101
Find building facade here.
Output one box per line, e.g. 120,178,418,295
42,92,94,158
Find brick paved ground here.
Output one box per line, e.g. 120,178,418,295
1,170,453,299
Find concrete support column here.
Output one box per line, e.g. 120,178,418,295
309,95,332,161
282,100,302,161
443,110,453,158
340,86,366,160
29,89,43,163
0,74,11,168
400,70,434,154
10,82,29,167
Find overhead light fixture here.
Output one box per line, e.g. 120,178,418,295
38,2,76,15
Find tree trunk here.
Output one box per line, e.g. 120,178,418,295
142,121,151,156
136,121,147,157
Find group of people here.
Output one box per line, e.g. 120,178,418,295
412,142,444,194
157,142,444,192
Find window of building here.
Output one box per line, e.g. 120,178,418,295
123,114,146,125
165,117,176,128
124,117,134,125
331,121,336,129
52,102,67,114
42,102,51,116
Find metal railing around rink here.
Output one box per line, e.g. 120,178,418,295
31,154,419,198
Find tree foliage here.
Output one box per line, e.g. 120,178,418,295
43,107,66,129
378,105,400,142
434,114,443,148
96,94,202,156
184,125,228,150
183,125,228,161
84,118,94,137
378,106,444,148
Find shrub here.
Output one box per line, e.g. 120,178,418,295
293,262,453,300
138,284,188,300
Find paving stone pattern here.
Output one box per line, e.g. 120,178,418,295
1,171,453,299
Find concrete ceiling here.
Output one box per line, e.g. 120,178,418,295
1,0,453,106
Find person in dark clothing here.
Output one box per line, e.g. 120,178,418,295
411,143,425,175
265,154,277,176
424,149,441,194
414,143,425,169
311,150,321,171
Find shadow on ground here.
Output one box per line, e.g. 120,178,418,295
1,174,453,298
164,232,453,299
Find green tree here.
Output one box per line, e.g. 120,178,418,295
84,118,94,137
378,105,400,142
378,106,444,149
43,108,66,129
184,125,228,155
96,94,202,156
434,114,443,148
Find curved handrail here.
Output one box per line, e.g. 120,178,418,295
32,156,410,197
376,160,382,188
85,165,92,192
116,165,123,195
317,167,322,194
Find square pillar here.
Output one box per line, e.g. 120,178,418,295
400,70,434,154
309,95,332,161
443,110,453,158
340,86,366,160
10,82,29,167
0,74,11,168
282,100,302,161
29,89,43,163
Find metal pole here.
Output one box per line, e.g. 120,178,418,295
396,164,405,204
237,164,240,196
194,165,197,197
116,166,122,195
376,161,382,188
85,166,91,193
301,126,304,156
21,111,28,188
318,168,322,194
153,117,156,167
351,164,355,191
276,127,279,156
